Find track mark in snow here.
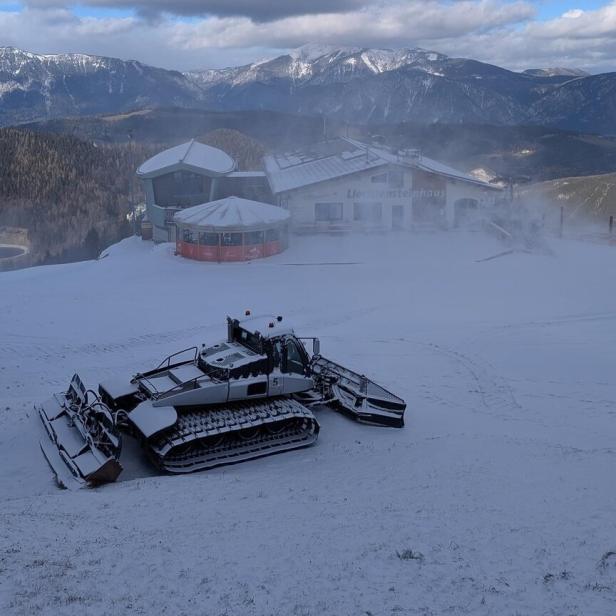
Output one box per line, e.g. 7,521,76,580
1,303,385,365
1,321,223,362
280,261,362,266
299,304,383,333
475,249,516,262
425,342,522,416
374,337,522,418
483,310,616,336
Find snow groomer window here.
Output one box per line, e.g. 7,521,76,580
183,228,196,243
315,202,343,222
285,340,305,374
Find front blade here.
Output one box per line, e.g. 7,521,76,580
37,376,123,489
39,431,86,490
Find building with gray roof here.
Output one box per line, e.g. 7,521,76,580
264,137,501,232
137,140,272,242
137,136,502,242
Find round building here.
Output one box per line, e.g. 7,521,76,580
173,196,290,262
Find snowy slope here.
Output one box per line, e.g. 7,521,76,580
1,232,616,615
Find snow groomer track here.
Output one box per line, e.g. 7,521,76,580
149,397,319,472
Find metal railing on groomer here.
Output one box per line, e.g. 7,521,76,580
134,347,200,396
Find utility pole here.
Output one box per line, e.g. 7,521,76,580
132,200,137,236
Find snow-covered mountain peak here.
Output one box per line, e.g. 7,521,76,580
357,48,447,73
0,46,128,76
288,43,350,62
187,44,453,87
287,44,446,64
284,44,449,76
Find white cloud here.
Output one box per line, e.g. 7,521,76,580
562,9,584,19
1,1,615,73
166,1,535,51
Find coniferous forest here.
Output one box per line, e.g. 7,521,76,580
0,128,157,264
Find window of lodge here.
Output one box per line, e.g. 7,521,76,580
388,170,404,188
198,232,219,246
266,228,280,242
221,232,242,246
182,228,196,243
371,173,387,184
353,202,383,222
315,202,343,222
244,231,265,245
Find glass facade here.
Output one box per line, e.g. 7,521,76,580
176,224,288,261
152,171,212,209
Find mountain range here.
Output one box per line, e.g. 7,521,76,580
1,44,615,134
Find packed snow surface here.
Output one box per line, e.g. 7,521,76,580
1,232,615,615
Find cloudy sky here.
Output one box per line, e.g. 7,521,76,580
0,1,614,73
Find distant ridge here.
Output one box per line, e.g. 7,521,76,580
523,68,590,78
1,45,615,134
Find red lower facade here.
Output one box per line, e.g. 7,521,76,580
176,240,283,262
